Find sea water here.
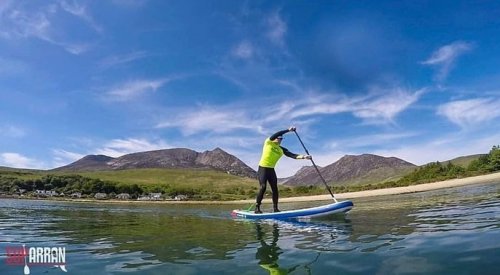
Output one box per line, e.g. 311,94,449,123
0,181,499,274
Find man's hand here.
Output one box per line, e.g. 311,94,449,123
298,155,312,160
288,126,296,132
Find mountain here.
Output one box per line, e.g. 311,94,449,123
195,148,255,177
59,155,115,171
443,154,485,167
283,154,417,186
53,147,257,178
278,165,320,184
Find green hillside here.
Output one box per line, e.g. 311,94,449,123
0,168,262,201
334,166,417,186
0,167,328,200
443,154,485,167
77,168,259,199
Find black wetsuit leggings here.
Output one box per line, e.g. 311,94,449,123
256,166,279,207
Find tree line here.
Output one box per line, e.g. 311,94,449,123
398,145,500,184
0,174,195,199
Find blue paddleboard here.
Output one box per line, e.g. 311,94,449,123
231,200,353,220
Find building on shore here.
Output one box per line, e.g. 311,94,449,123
116,193,130,200
94,193,107,200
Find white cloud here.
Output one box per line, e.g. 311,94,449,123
422,41,473,81
289,96,353,120
99,51,150,68
288,87,426,124
62,42,92,55
95,138,171,157
352,88,426,123
266,11,286,46
111,0,148,8
2,8,52,40
437,98,500,128
0,152,43,169
0,125,26,138
265,100,302,122
105,79,169,101
372,132,500,166
155,86,424,139
51,149,85,167
232,41,254,59
59,0,102,33
156,106,260,135
0,2,98,54
327,132,420,150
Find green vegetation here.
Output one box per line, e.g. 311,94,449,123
1,146,499,201
335,166,416,186
0,167,326,200
443,154,485,167
407,146,499,180
0,168,261,201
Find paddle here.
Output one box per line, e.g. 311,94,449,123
294,131,338,203
246,203,256,211
23,244,30,275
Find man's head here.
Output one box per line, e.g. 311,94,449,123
273,136,283,144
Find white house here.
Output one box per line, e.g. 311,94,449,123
174,195,188,201
94,193,107,199
149,193,162,200
35,190,58,197
116,193,130,200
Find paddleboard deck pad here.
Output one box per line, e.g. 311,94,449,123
231,200,353,220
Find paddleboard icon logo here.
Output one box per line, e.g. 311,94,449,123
5,244,67,274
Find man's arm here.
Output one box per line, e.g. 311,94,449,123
282,147,299,159
269,129,290,140
269,126,296,140
282,147,312,160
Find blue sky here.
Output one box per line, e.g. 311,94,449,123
1,0,499,177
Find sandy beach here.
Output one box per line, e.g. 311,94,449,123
229,171,500,205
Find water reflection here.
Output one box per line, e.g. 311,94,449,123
255,222,299,274
250,217,354,274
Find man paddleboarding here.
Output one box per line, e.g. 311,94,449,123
255,127,312,214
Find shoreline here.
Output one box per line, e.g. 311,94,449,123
279,171,500,203
5,172,500,205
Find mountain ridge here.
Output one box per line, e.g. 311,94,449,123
283,153,417,186
53,147,257,178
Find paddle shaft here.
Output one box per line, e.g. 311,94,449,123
294,131,337,202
